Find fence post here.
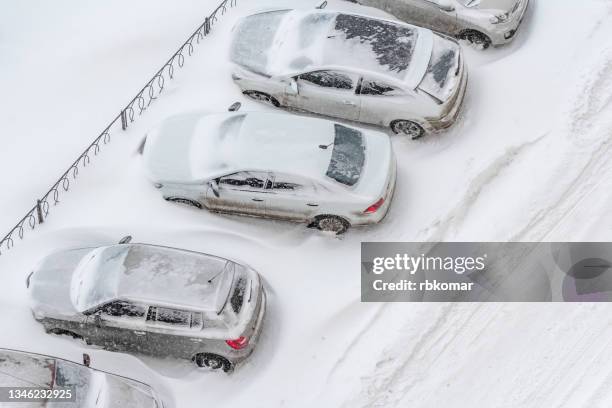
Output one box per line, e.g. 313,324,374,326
36,200,44,225
121,109,128,131
204,17,211,35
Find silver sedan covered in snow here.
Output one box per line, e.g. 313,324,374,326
28,242,266,373
142,111,397,234
229,9,467,138
0,349,165,407
349,0,529,48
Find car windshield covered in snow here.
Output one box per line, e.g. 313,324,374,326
325,14,418,79
0,351,92,406
326,124,365,187
230,10,289,75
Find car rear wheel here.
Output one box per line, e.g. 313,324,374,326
458,30,492,50
243,90,281,107
391,120,425,140
314,215,350,235
164,197,202,209
194,353,232,373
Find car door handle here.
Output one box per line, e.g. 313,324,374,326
133,331,146,336
252,198,264,202
342,100,356,106
307,203,319,207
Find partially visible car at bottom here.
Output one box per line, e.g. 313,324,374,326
229,8,467,138
28,241,266,373
0,348,165,407
142,111,397,234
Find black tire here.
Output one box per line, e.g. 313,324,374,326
165,197,202,209
243,90,281,107
313,215,350,235
47,328,82,340
194,353,232,373
391,120,426,140
458,30,492,50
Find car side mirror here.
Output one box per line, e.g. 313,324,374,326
94,314,102,328
437,0,455,12
118,235,132,244
83,353,91,367
209,179,220,198
228,101,241,112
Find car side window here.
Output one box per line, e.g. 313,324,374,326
298,70,357,91
146,306,203,330
218,171,268,192
269,173,314,195
99,301,145,318
360,78,404,96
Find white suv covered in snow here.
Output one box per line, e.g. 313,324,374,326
142,111,396,234
229,9,468,139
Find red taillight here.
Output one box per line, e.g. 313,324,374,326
364,198,385,214
226,336,249,350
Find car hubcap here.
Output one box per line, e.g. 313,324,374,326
319,218,343,232
397,121,422,138
206,358,220,369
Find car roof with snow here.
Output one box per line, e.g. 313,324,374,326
230,9,433,86
144,111,377,188
70,244,234,313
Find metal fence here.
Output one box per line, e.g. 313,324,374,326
0,0,238,256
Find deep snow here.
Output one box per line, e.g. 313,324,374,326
1,1,612,407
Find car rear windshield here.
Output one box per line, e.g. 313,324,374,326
326,124,365,187
417,35,460,103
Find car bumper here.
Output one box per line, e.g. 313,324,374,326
352,157,397,226
426,68,468,132
227,288,266,364
490,0,530,45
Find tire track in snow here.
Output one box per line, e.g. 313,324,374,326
341,303,500,408
510,47,612,242
419,134,547,242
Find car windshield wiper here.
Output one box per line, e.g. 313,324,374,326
208,261,230,284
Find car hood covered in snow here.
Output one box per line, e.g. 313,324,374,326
29,248,93,318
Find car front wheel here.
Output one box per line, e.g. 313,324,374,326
164,197,202,209
458,30,492,49
194,353,232,373
391,120,425,140
243,90,281,107
313,215,350,235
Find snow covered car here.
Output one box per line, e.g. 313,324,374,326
142,111,397,234
0,348,165,407
229,9,467,139
347,0,529,48
28,241,266,373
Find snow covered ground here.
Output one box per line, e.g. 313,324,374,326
1,0,612,407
